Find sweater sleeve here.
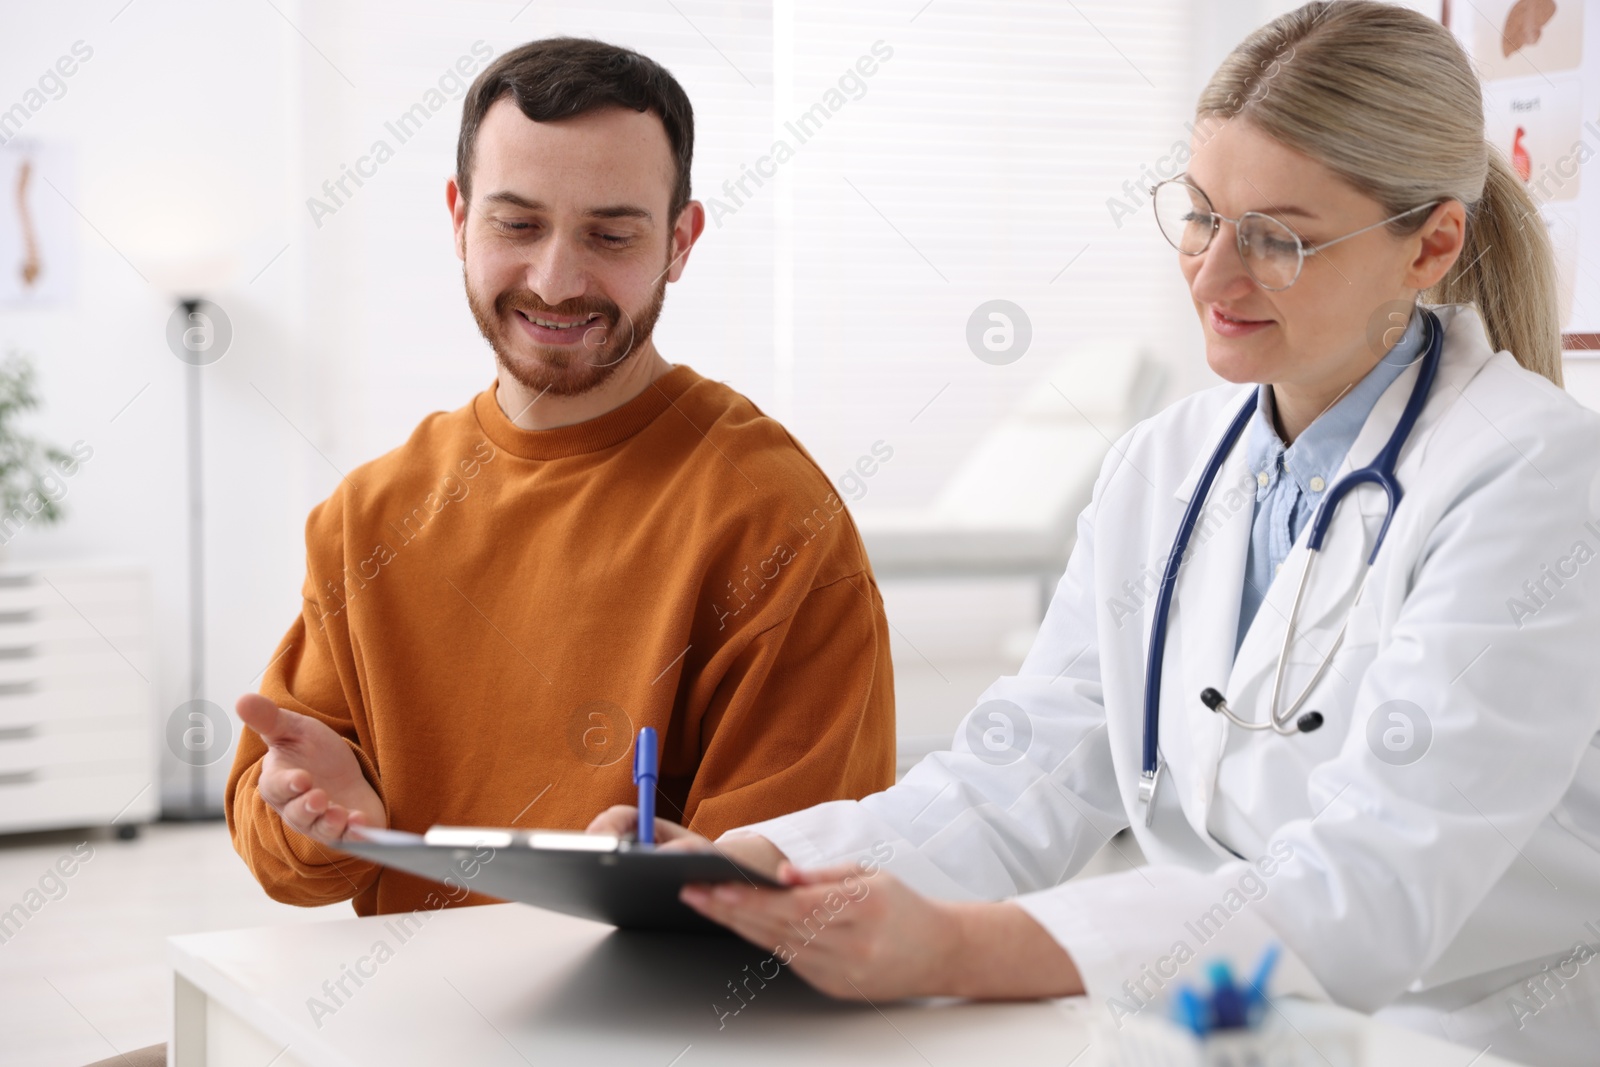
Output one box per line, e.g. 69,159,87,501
680,571,896,839
224,492,384,907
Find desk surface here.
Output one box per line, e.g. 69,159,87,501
168,902,1522,1067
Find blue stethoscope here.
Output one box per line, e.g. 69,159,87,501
1138,307,1444,826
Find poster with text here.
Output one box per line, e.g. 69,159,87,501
1451,0,1600,344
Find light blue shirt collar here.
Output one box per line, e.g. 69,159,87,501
1243,306,1427,503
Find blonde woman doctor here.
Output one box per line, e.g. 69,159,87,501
590,4,1600,1062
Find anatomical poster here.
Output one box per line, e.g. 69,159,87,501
0,139,76,306
1450,0,1600,344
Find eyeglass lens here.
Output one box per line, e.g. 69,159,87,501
1152,181,1304,290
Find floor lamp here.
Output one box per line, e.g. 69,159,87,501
162,291,232,821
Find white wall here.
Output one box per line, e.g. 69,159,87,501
0,0,305,810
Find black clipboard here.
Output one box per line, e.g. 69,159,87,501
338,826,778,935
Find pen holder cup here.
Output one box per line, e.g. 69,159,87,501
1198,1022,1363,1067
1105,1014,1365,1067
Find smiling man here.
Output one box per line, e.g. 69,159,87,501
226,37,895,916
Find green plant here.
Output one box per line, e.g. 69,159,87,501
0,349,72,528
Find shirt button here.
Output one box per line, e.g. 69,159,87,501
1257,471,1270,487
1275,562,1283,576
1309,476,1326,492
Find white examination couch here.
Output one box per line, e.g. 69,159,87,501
859,340,1166,609
858,342,1166,776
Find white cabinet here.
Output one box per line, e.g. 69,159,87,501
0,563,158,836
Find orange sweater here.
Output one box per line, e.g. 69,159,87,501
226,366,895,915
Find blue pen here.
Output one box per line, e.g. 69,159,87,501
633,726,658,845
1245,943,1281,1024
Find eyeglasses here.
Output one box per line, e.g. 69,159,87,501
1150,179,1439,291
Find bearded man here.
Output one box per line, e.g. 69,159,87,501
226,37,895,916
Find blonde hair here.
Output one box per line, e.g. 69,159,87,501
1197,1,1563,386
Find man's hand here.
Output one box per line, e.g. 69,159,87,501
236,693,387,845
585,805,787,878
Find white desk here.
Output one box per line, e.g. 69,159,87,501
168,903,1524,1066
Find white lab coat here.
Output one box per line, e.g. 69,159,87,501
730,304,1600,1066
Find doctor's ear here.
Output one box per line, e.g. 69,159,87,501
1402,199,1467,291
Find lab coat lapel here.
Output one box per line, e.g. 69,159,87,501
1164,393,1255,851
1224,502,1380,732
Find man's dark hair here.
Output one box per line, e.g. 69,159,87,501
457,37,695,221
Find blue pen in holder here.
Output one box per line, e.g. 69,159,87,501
1150,944,1362,1067
1172,946,1277,1038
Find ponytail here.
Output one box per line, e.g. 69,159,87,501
1427,149,1563,387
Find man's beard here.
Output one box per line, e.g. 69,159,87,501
465,266,668,399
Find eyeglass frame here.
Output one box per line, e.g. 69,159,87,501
1149,177,1442,291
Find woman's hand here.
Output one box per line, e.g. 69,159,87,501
682,860,958,1000
584,805,788,878
681,861,1086,1002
